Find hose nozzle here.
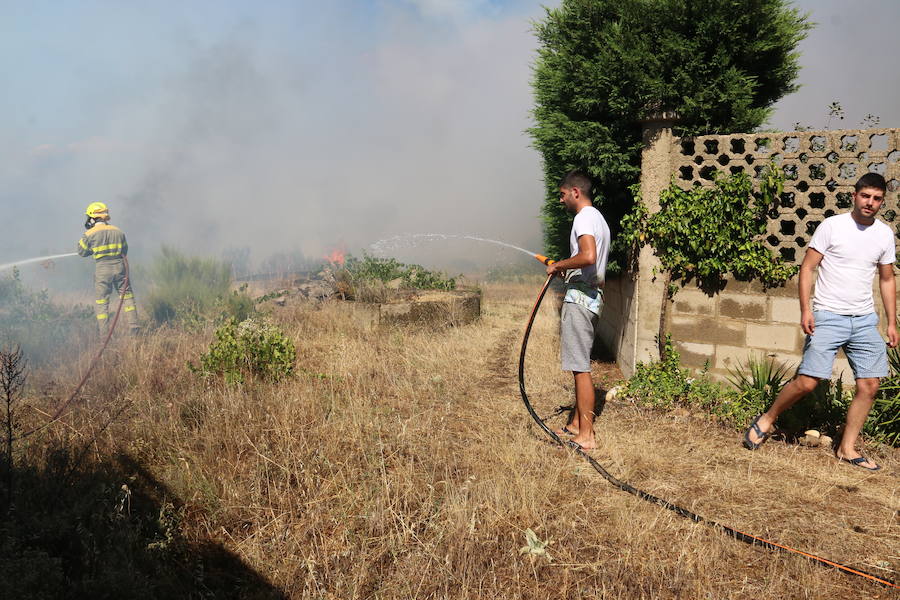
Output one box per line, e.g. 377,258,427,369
534,253,555,266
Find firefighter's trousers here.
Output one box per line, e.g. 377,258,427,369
94,258,138,334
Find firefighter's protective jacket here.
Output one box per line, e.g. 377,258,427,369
77,223,128,260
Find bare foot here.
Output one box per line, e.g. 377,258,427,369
554,424,578,436
569,436,597,450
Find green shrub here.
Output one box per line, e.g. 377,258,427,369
673,348,899,447
622,337,802,429
621,337,756,426
867,387,900,446
144,247,254,326
345,254,458,291
0,268,93,365
190,317,295,384
868,347,900,446
340,254,460,302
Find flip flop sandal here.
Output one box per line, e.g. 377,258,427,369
742,415,771,450
837,455,881,471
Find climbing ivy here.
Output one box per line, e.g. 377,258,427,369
619,169,798,295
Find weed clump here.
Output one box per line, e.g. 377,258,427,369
144,246,254,327
190,317,295,384
341,254,458,302
621,337,753,425
625,339,900,446
0,269,93,364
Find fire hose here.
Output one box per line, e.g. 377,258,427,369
519,258,896,589
22,256,130,438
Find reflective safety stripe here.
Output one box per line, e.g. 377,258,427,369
93,243,123,252
96,313,108,320
123,293,134,300
124,306,136,312
79,238,88,249
91,242,124,259
96,298,108,304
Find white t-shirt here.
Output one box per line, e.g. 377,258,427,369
808,212,896,315
565,205,611,288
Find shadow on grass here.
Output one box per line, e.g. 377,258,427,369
0,446,286,599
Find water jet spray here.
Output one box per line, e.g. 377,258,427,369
0,252,79,272
370,234,542,260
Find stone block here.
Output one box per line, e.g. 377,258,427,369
771,353,802,371
719,279,754,294
746,323,802,352
352,289,481,328
674,341,715,369
672,289,714,315
762,278,800,298
670,315,746,346
719,296,766,320
715,344,764,371
770,297,801,324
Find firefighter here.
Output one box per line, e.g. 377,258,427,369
77,202,139,334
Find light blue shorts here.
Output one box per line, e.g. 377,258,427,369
797,310,888,380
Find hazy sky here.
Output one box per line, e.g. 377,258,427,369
2,0,898,269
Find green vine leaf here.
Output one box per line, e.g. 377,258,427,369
620,169,797,294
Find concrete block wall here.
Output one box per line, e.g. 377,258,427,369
667,274,900,383
602,116,899,382
668,279,810,379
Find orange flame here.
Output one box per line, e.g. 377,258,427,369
325,249,346,266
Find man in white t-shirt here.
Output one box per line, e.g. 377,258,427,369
546,170,611,451
743,173,897,471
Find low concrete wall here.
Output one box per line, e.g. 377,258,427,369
343,289,481,329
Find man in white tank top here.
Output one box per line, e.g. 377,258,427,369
743,173,897,471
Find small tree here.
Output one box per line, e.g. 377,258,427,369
530,0,811,266
0,346,26,511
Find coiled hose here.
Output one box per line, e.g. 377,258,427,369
518,273,896,589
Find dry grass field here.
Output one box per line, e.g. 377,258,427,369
18,280,899,598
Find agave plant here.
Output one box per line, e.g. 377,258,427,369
726,354,793,405
870,377,900,447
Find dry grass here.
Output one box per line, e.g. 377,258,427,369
19,281,900,598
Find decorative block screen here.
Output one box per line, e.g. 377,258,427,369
672,129,900,263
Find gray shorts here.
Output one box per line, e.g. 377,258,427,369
560,301,600,372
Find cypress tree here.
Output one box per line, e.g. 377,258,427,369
530,0,811,267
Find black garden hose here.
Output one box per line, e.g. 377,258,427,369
518,273,896,589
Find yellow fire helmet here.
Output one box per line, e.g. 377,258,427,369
85,202,109,218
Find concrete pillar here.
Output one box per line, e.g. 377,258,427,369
620,111,678,375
